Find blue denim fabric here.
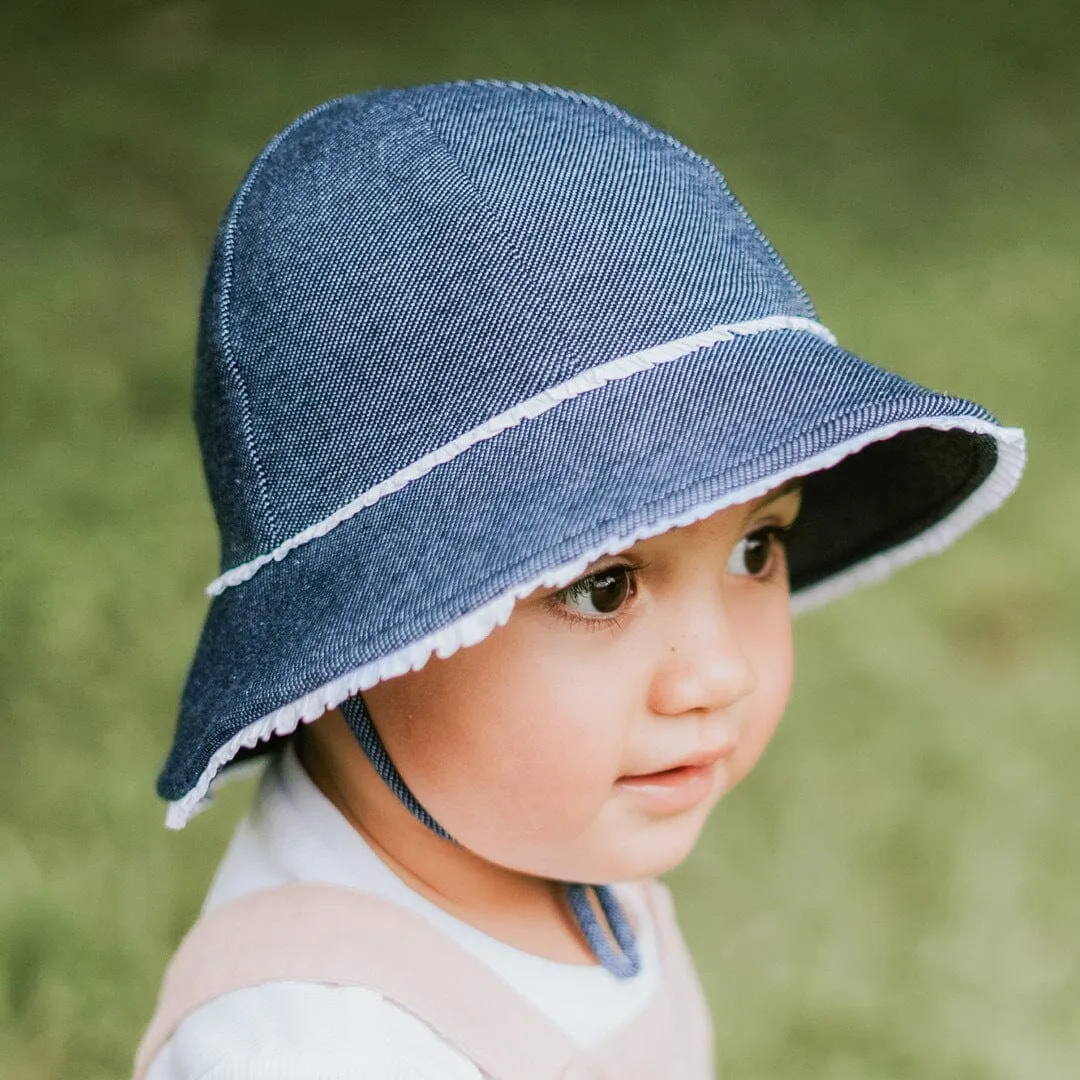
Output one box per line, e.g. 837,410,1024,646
162,81,1011,816
196,83,820,570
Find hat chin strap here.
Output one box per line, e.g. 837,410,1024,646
340,696,641,979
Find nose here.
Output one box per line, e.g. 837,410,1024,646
647,596,757,718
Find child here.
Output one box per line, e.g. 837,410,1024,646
135,81,1025,1079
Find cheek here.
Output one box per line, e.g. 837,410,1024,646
726,592,794,787
362,633,629,853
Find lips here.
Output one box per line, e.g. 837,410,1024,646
620,745,734,783
615,746,735,814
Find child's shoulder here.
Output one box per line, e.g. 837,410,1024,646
146,980,484,1080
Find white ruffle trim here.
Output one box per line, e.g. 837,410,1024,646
167,415,1025,829
206,315,836,596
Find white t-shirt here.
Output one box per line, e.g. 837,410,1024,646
147,744,659,1079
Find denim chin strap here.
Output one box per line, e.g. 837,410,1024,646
339,696,641,979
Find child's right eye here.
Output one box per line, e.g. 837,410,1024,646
555,566,635,619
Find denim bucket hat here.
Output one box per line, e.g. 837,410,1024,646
161,80,1025,839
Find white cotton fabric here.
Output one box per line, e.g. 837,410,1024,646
146,744,659,1080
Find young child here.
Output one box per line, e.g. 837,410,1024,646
135,81,1025,1079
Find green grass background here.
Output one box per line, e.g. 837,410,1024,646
2,1,1077,1076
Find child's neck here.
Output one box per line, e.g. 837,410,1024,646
297,716,602,966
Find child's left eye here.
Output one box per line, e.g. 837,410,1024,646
556,566,634,618
727,527,787,578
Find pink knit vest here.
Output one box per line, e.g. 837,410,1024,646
133,880,714,1079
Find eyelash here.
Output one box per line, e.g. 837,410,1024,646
546,560,642,631
547,522,796,628
728,523,794,582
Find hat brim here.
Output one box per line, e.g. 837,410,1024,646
160,328,1024,824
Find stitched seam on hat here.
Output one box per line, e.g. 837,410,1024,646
167,417,1024,828
205,316,836,595
215,96,349,547
399,91,562,377
459,80,818,320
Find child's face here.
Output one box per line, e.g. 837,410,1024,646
361,484,801,884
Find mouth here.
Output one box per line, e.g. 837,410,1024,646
616,747,734,814
621,746,734,781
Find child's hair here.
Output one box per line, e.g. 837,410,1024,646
159,81,1023,889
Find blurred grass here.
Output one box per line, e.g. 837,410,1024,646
2,1,1078,1077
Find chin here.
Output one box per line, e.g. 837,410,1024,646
580,812,712,884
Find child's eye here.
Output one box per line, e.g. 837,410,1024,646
726,527,788,579
555,566,635,618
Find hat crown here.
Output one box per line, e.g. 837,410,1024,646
195,81,815,571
